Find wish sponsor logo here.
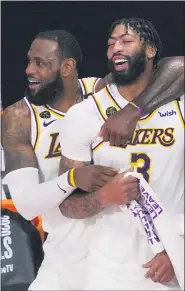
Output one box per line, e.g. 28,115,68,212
43,120,56,127
158,110,176,117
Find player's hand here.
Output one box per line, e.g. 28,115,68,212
74,165,119,192
97,167,139,206
99,103,142,147
142,250,175,283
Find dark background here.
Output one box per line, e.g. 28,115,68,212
1,1,184,108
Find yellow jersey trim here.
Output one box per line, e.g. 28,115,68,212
105,86,121,110
43,105,65,119
91,93,107,121
81,77,98,94
174,99,184,128
32,104,41,151
92,140,106,152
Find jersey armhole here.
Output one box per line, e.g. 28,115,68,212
24,97,38,150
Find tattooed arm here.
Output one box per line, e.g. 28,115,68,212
57,97,140,219
59,156,109,219
2,101,117,220
96,56,184,99
94,73,112,93
99,56,184,146
2,100,98,219
134,56,184,113
59,155,139,219
2,99,38,173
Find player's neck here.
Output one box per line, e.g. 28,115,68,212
118,66,154,102
48,78,82,113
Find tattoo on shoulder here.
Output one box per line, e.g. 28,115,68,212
2,100,30,145
1,99,37,173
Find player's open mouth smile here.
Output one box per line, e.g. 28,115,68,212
112,56,128,71
28,79,42,90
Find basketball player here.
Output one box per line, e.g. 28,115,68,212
58,18,184,290
2,28,184,289
99,55,184,146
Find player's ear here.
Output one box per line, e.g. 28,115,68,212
60,58,76,77
146,45,157,60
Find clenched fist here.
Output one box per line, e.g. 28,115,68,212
99,103,141,146
143,250,175,283
97,168,139,206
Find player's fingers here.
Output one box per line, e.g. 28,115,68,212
142,259,154,268
151,265,167,282
102,128,110,142
120,135,131,147
123,181,138,192
88,176,111,191
159,274,168,283
114,133,122,147
91,170,118,188
121,175,138,184
159,273,174,283
100,174,117,183
100,167,119,176
145,264,158,278
145,269,157,279
98,126,104,137
92,179,108,189
109,132,116,146
151,272,163,283
136,184,141,199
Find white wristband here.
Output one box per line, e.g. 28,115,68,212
57,171,77,196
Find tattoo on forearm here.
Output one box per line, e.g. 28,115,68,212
59,155,91,175
59,156,100,218
59,190,105,219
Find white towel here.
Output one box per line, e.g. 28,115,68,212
122,172,184,290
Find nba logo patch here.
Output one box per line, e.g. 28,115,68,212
39,111,51,119
106,106,117,117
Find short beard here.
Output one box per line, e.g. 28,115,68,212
25,72,64,106
108,49,147,87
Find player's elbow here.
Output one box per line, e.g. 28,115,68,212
14,202,38,221
18,206,38,221
19,209,37,221
11,192,38,221
59,205,78,219
59,202,84,219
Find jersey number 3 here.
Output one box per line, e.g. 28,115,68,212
130,153,151,183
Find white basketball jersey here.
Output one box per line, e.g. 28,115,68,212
23,77,100,265
24,77,99,183
60,84,184,289
90,84,184,215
